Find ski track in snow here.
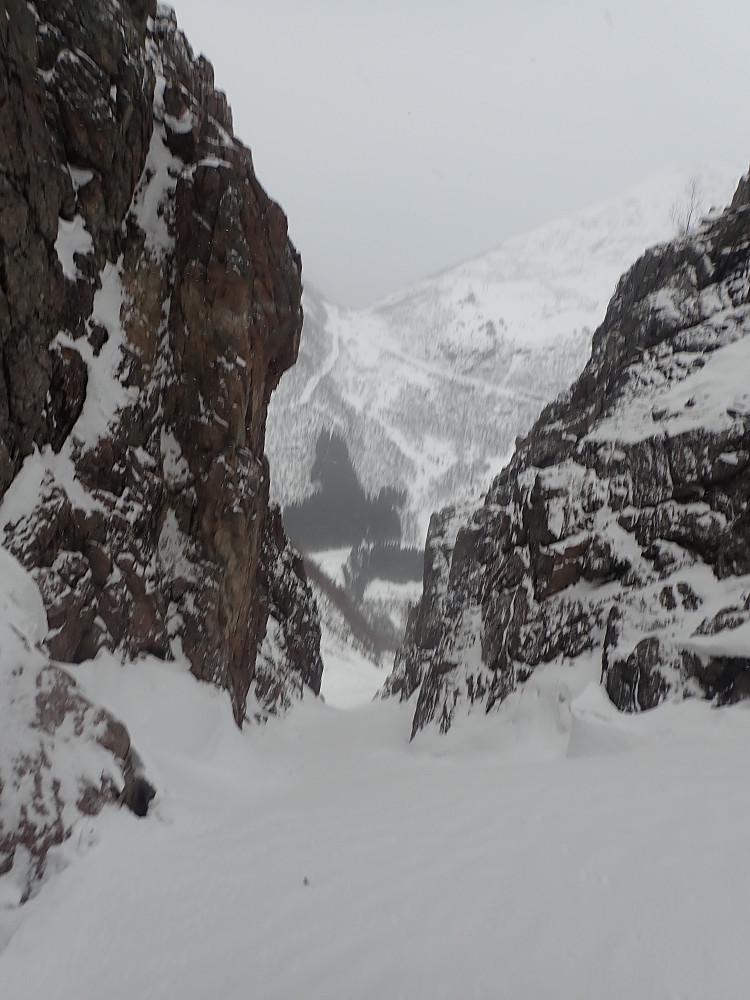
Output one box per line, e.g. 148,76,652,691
298,313,340,407
377,338,550,406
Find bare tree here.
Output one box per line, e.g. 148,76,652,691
671,175,703,236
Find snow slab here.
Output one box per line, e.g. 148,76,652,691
1,645,750,999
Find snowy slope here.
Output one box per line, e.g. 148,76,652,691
2,651,750,998
267,165,741,544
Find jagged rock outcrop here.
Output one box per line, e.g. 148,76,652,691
385,172,750,736
253,504,326,718
0,548,154,900
0,0,322,889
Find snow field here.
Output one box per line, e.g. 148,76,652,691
319,623,386,709
1,646,750,999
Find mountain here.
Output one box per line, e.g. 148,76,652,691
0,0,321,897
385,168,750,736
3,6,750,992
267,167,740,545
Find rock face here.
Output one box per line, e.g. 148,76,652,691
0,0,322,888
0,546,157,900
253,504,326,718
386,173,750,736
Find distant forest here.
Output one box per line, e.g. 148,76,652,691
284,430,423,594
343,541,424,602
284,429,407,550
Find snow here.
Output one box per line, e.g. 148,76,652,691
157,508,195,582
54,215,93,279
131,79,184,253
685,619,750,660
195,156,232,169
0,547,47,647
588,327,750,446
66,166,94,191
308,548,350,587
362,578,423,605
0,448,103,530
319,622,386,709
2,641,750,998
160,428,191,488
60,260,138,451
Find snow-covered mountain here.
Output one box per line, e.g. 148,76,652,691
3,2,750,991
267,166,741,544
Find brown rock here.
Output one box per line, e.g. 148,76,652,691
1,0,320,730
0,0,324,888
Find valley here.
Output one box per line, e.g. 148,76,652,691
2,2,750,996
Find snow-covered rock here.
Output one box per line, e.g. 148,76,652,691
0,0,321,891
1,0,321,724
386,168,750,735
0,549,150,903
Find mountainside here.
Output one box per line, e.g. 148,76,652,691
385,169,750,736
0,0,321,896
4,9,750,991
267,168,740,544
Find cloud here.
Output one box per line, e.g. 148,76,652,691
172,0,750,306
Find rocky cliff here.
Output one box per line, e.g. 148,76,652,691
386,172,750,737
0,0,322,892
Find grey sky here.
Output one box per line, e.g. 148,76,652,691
171,0,750,307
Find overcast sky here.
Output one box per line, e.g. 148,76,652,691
171,0,750,307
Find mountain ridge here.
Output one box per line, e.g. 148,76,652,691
268,165,741,545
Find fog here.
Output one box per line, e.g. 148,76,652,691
171,0,750,306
